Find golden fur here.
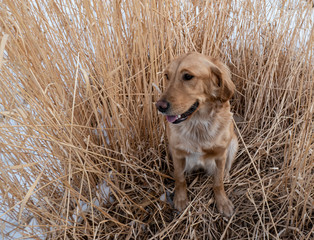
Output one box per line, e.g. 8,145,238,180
156,52,238,217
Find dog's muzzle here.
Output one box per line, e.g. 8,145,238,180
165,101,199,124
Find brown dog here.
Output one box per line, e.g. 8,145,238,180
156,52,238,217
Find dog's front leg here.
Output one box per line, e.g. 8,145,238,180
213,155,234,217
172,149,188,211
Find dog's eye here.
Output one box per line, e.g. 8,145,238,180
183,73,194,81
164,74,169,80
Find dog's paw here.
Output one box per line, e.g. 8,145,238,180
216,196,234,218
174,192,188,211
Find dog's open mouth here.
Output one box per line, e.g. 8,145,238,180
166,101,199,124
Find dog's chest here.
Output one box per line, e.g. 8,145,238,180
184,151,217,174
171,118,220,173
173,119,218,151
176,133,216,173
184,152,204,172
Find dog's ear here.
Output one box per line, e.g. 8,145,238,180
210,61,235,102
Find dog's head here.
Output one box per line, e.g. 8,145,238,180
156,52,235,124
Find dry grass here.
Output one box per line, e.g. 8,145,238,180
0,0,313,239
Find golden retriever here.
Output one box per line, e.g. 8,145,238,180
156,52,238,217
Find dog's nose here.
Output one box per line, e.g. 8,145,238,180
155,100,170,113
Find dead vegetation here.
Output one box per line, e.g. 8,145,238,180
0,0,313,239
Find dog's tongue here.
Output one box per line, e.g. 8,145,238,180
166,115,178,123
